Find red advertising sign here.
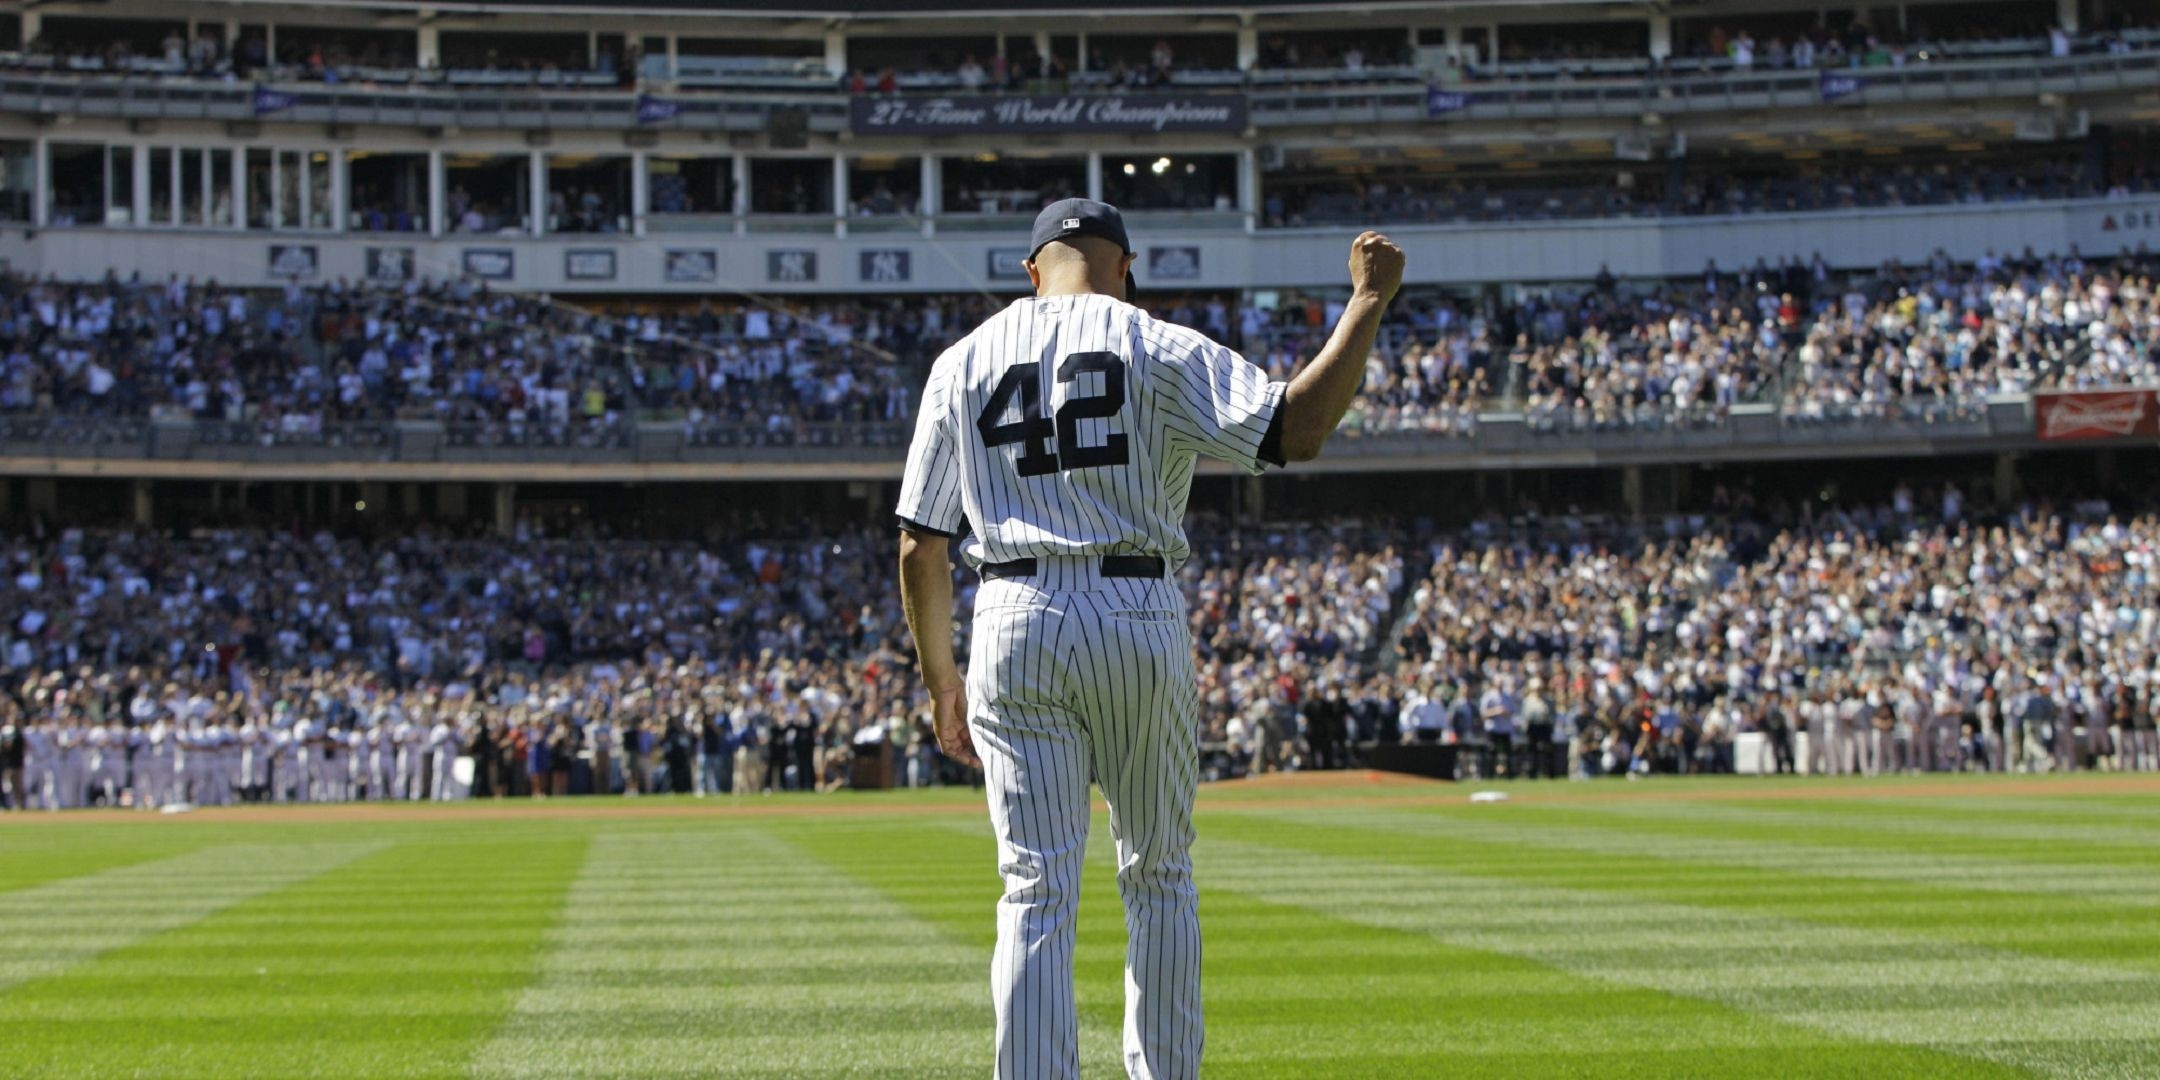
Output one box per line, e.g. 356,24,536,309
2034,390,2160,441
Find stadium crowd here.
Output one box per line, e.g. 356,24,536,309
0,516,1404,808
3,488,2159,811
0,245,2154,444
1385,489,2160,781
1264,160,2157,228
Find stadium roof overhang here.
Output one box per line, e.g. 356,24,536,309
122,0,1649,22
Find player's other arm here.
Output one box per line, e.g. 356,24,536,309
894,357,979,769
1275,231,1406,462
898,531,978,769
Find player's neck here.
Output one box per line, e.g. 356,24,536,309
1035,273,1116,299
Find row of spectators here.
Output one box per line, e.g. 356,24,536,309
1244,246,2159,434
0,245,2152,441
0,515,1399,806
6,489,2160,809
1382,490,2160,779
6,15,2152,91
1264,162,2156,229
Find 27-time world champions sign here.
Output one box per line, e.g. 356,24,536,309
850,93,1247,136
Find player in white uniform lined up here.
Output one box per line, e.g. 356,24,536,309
897,199,1403,1080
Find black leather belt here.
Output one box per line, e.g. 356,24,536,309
983,555,1166,581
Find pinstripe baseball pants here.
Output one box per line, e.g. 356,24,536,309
967,557,1203,1080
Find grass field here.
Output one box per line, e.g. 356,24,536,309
4,772,2159,1079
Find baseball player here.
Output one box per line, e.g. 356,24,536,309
23,717,55,811
429,711,461,801
86,720,124,807
896,198,1403,1079
54,717,86,809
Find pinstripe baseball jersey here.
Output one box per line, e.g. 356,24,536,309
895,293,1284,564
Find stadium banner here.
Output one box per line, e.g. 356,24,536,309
986,248,1030,281
860,250,911,283
1819,69,1864,102
767,250,817,282
850,93,1245,136
665,249,719,283
634,93,682,125
252,84,299,117
267,244,319,279
1425,87,1470,117
461,248,515,281
564,248,617,281
1147,245,1202,281
364,247,413,283
2098,204,2160,238
2034,389,2160,441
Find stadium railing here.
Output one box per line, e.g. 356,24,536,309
0,397,2046,477
0,47,2151,132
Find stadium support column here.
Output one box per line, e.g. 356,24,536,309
731,155,749,235
219,147,234,230
427,148,444,237
416,14,438,70
832,155,848,237
631,152,648,237
1236,21,1257,71
328,148,347,232
1241,474,1265,523
823,30,846,79
1649,14,1672,60
1621,465,1644,520
1086,152,1102,202
30,137,47,228
131,143,150,230
131,480,152,527
919,156,937,236
2056,0,2078,32
528,150,546,236
493,484,516,538
19,10,37,49
1237,147,1256,233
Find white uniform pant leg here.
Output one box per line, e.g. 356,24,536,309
26,757,50,810
57,758,82,809
1070,585,1204,1080
968,590,1089,1080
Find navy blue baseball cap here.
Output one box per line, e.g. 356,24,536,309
1029,198,1131,260
1029,198,1137,300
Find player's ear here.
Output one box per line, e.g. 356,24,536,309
1023,258,1041,293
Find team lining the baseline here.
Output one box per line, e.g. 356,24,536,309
4,712,461,809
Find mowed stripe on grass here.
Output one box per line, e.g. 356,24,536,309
1202,810,2160,1078
0,841,382,994
1320,803,2160,907
473,827,1012,1078
1255,803,2160,973
0,836,584,1079
785,815,1986,1077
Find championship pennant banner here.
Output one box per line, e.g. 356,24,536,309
850,93,1246,136
2034,389,2160,441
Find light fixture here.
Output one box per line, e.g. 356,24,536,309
1150,157,1171,175
1123,162,1136,175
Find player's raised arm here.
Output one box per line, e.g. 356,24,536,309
1274,231,1406,462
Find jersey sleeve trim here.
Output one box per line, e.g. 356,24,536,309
1256,393,1288,468
895,514,958,539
